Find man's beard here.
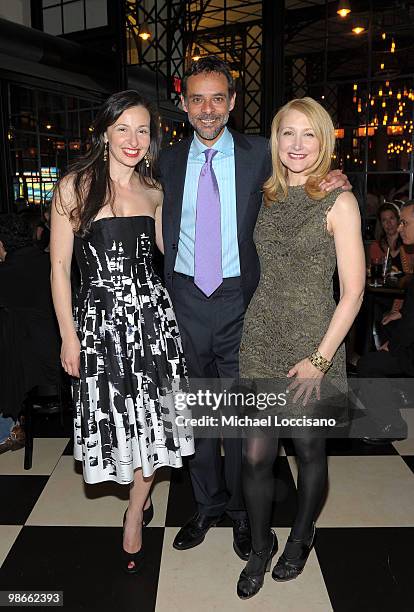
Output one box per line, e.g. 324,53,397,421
189,112,229,140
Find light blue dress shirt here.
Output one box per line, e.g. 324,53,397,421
174,127,240,277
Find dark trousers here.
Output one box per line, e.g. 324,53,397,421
170,272,246,519
357,350,408,433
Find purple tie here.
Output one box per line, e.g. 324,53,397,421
194,148,223,297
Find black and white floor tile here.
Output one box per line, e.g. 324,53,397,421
1,409,414,611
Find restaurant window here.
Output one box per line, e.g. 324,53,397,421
42,0,108,35
284,0,414,227
7,83,101,209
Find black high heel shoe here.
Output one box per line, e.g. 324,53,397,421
272,523,316,582
122,510,144,574
237,530,278,600
143,499,154,527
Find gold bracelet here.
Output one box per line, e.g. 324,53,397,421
308,350,332,374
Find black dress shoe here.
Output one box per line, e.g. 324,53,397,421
173,512,223,550
237,530,278,599
233,518,251,561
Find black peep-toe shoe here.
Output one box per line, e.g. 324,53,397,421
272,523,316,582
122,510,144,574
237,530,278,599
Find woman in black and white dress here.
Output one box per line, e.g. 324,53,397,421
50,90,194,573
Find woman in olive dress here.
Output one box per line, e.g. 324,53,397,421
236,97,365,598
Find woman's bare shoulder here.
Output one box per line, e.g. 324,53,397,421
139,179,163,206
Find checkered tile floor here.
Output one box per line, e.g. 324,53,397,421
1,409,414,612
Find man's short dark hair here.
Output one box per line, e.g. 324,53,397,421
0,214,33,253
182,55,235,98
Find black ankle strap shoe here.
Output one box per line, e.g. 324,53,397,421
237,530,278,599
272,523,316,582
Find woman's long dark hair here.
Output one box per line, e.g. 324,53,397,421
56,90,161,236
375,202,402,252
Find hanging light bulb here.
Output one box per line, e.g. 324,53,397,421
380,63,385,70
192,46,201,62
352,24,365,35
391,39,396,53
138,22,151,41
382,32,386,40
337,1,351,18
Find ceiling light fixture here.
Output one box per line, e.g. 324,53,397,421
138,22,151,41
192,46,201,62
337,0,351,18
352,23,366,35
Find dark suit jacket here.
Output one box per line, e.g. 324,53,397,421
387,275,414,375
158,128,271,308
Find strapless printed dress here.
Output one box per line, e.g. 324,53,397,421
72,215,194,484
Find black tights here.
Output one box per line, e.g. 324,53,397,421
242,434,327,551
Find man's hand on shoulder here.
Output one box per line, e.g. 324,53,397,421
319,168,352,193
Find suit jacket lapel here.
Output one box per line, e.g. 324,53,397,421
231,129,254,240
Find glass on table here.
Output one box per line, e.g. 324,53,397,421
369,257,384,286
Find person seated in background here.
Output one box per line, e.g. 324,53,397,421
36,206,51,252
17,207,51,253
370,202,404,269
369,202,414,327
357,200,414,444
0,214,60,454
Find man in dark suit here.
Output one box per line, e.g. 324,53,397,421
357,201,414,444
159,56,348,558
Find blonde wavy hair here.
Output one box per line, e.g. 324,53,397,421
263,97,336,206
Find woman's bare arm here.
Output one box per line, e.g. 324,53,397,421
318,191,366,360
50,176,80,377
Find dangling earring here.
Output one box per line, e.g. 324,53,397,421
144,152,151,169
103,141,109,162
